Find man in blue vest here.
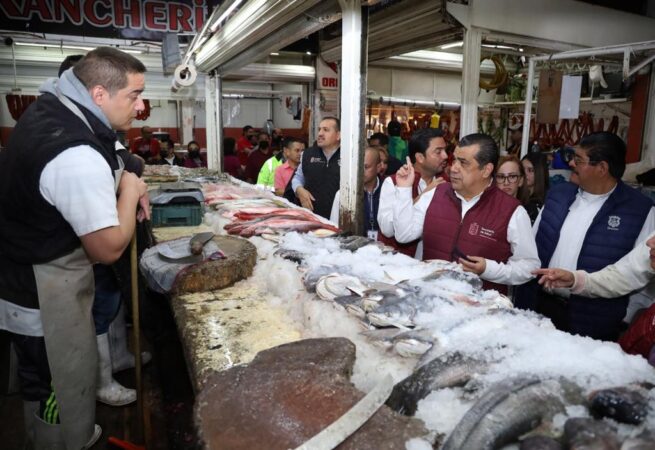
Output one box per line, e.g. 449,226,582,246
521,132,654,341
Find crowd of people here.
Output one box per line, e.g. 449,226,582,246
2,45,654,449
264,117,655,363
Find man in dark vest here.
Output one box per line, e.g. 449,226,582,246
291,117,341,219
519,132,654,341
377,128,449,258
0,47,149,448
392,133,539,294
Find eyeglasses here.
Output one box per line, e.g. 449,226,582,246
496,174,521,184
572,155,598,166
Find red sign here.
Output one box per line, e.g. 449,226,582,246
0,0,220,40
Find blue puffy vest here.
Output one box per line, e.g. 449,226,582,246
535,181,652,341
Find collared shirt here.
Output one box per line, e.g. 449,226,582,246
572,231,655,321
378,176,432,259
533,186,655,297
391,183,540,285
274,161,296,194
329,177,381,226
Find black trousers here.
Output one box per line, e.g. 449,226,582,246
10,333,52,403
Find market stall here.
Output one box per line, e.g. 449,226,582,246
141,166,655,449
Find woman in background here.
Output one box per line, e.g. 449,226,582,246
521,152,549,224
496,155,530,206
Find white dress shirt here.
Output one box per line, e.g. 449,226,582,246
377,176,431,259
392,183,540,285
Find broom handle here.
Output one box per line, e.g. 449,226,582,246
130,232,145,444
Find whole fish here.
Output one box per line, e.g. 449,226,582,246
589,386,649,425
442,377,577,450
563,417,620,450
386,352,485,415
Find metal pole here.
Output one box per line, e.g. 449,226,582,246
338,0,368,235
216,75,224,173
205,72,223,171
460,26,482,136
520,58,535,158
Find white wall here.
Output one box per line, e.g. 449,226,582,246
368,67,497,104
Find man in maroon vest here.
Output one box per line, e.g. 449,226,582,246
392,133,539,294
378,128,449,258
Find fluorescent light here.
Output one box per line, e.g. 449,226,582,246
482,44,518,51
14,41,142,54
15,42,95,51
306,51,312,55
440,41,463,49
270,52,279,56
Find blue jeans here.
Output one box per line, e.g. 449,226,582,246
92,265,121,335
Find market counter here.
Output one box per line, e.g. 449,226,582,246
152,225,302,392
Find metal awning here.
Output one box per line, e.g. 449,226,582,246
320,0,461,63
192,0,341,74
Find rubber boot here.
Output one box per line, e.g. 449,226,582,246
96,333,136,406
32,413,102,450
108,304,151,373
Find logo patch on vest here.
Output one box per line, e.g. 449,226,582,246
469,222,497,241
310,157,324,163
607,215,621,230
468,222,480,236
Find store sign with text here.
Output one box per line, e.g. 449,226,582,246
0,0,220,40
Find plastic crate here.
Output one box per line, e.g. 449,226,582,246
152,203,203,227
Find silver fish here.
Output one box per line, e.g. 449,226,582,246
442,377,579,450
386,352,486,415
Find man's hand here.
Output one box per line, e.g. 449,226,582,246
533,268,575,290
296,186,315,211
415,176,447,204
424,176,447,192
459,255,486,275
137,191,150,222
118,171,148,199
395,157,415,188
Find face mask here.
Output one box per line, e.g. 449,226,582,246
189,149,200,158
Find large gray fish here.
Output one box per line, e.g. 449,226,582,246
386,352,486,415
442,377,580,450
562,417,620,450
589,386,649,425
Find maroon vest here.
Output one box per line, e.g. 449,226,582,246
378,173,423,257
422,183,519,294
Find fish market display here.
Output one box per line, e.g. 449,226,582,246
270,231,655,448
187,180,655,448
224,209,339,237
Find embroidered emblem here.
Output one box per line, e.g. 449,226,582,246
607,215,621,229
310,157,324,163
468,222,480,235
